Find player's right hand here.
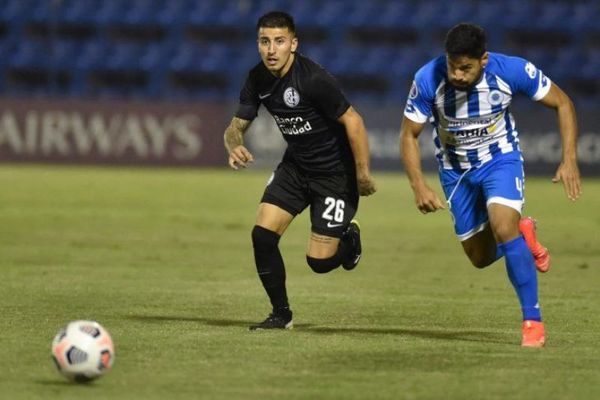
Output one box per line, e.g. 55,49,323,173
228,145,254,170
357,174,377,196
552,160,582,201
413,184,446,214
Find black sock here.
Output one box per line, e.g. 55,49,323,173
337,235,353,264
251,226,289,311
274,306,292,321
305,238,352,273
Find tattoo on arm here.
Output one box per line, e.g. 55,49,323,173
224,117,251,152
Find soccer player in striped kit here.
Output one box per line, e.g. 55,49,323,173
400,23,581,347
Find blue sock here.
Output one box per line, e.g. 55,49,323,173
499,236,542,321
494,245,504,262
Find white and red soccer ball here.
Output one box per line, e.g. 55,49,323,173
51,320,115,382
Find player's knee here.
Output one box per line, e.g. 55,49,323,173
490,222,519,244
306,255,338,274
251,225,280,250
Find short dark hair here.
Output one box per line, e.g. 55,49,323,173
256,11,295,35
444,23,486,58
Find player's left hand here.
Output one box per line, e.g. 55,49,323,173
357,174,377,196
552,160,582,201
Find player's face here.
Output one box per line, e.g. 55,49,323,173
257,27,298,77
446,53,488,89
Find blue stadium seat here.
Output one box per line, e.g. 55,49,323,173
0,0,37,24
74,41,108,71
0,38,16,69
120,0,163,26
471,1,505,29
410,1,452,29
157,0,190,27
103,43,146,71
345,2,379,28
169,43,230,73
358,47,395,75
287,0,319,27
288,0,347,28
299,44,329,65
534,2,572,30
169,44,202,73
520,48,552,71
8,40,49,69
569,2,600,31
580,49,600,80
57,0,101,25
93,0,128,26
327,46,364,75
139,43,170,72
197,45,231,73
378,2,414,29
388,46,430,88
52,40,84,70
234,47,260,73
502,0,537,29
186,0,249,27
312,0,346,27
251,0,285,21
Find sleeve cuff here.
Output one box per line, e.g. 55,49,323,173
404,109,428,124
235,103,258,120
532,77,552,101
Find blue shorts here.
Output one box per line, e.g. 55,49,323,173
439,152,525,241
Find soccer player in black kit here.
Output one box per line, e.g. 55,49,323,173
224,11,377,330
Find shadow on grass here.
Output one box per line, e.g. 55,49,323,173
34,379,97,387
304,326,509,344
126,315,507,343
126,315,314,328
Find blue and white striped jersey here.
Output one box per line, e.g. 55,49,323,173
404,52,551,171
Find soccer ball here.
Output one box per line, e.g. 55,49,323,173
51,320,115,382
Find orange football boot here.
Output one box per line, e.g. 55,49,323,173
521,320,546,348
519,217,551,273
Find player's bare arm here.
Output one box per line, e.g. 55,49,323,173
338,106,376,196
538,82,582,201
399,116,446,214
224,117,254,170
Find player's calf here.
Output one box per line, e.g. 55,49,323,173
461,228,501,268
251,225,290,311
465,251,497,269
306,255,341,274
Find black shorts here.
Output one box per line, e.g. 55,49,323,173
261,162,359,238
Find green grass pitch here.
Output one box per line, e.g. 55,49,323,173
1,164,599,399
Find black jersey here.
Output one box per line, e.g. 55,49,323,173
236,53,354,174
